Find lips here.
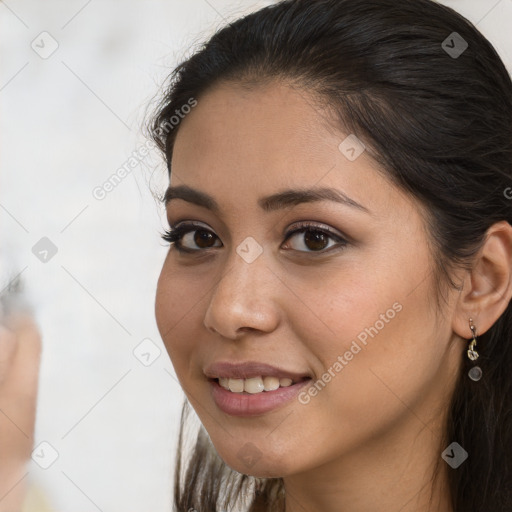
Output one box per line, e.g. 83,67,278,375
204,360,312,381
204,360,313,416
209,377,312,416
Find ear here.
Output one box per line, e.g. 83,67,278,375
453,220,512,339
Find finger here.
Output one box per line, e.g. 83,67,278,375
0,324,18,386
0,313,41,444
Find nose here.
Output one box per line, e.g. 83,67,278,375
203,250,280,340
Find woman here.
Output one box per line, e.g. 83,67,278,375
150,0,512,510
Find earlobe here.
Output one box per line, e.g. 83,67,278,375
452,220,512,339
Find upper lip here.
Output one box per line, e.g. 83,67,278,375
204,361,312,381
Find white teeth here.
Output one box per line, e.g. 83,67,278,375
263,376,280,391
244,377,265,394
228,378,244,393
217,375,297,393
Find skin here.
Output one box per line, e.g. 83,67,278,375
155,81,512,512
0,312,41,512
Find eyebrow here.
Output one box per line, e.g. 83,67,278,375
163,185,369,214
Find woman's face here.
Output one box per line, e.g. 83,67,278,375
155,81,463,478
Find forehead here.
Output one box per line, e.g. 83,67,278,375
170,80,412,221
174,81,332,178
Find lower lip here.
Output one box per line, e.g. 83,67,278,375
209,378,312,417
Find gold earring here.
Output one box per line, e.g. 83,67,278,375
467,318,482,381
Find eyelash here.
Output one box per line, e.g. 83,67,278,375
161,221,348,255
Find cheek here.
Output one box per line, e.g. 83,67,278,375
288,249,443,442
155,263,205,378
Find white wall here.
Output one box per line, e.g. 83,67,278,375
1,1,510,511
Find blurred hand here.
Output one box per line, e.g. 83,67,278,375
0,302,41,511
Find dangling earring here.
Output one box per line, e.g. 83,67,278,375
467,318,482,381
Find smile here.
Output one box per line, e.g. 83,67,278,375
209,377,312,417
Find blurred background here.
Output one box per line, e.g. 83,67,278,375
1,0,511,511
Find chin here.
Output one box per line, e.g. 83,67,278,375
213,442,296,478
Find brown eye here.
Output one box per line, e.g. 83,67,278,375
193,230,217,248
282,224,348,253
162,223,222,252
303,230,329,251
